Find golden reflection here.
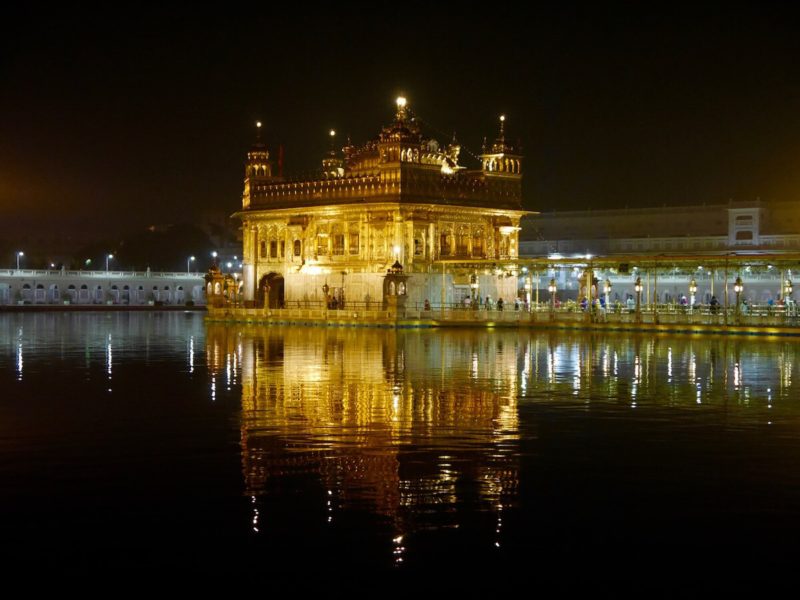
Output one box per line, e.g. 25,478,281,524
205,325,799,560
207,325,521,548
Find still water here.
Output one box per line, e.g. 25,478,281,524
2,312,800,588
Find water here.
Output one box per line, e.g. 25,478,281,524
2,312,800,590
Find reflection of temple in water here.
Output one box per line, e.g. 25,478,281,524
205,325,522,554
205,325,798,563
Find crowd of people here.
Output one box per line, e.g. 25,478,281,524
420,293,797,316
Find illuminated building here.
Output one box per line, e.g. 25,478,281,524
236,97,528,310
520,200,800,256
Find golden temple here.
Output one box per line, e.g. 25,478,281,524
235,96,529,311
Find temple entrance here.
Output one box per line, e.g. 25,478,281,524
258,273,284,309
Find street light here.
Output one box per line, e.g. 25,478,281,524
548,278,557,313
523,276,532,311
603,278,612,311
187,255,195,274
634,276,643,321
470,274,479,307
733,276,743,317
105,254,114,272
211,251,218,265
15,251,24,271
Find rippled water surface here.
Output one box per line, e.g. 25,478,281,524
2,312,800,589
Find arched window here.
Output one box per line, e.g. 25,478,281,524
472,229,485,257
333,233,345,256
293,240,302,256
456,228,470,255
440,231,452,256
317,234,328,256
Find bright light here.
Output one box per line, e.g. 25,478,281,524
108,254,114,259
17,251,24,257
226,262,233,269
393,244,401,255
499,114,506,122
256,121,262,128
396,96,407,109
190,256,195,261
329,129,336,137
211,251,218,258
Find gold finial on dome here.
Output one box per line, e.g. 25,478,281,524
395,95,408,121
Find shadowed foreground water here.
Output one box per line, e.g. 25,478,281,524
1,312,800,589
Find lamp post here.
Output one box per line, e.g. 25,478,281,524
733,276,743,319
689,278,697,310
322,282,329,309
15,251,24,271
211,251,218,266
786,279,794,317
470,274,479,308
634,276,643,322
548,278,557,316
105,254,113,272
603,278,612,313
524,276,532,311
187,255,195,274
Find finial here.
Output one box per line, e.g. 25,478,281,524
255,121,262,141
499,114,506,138
451,131,458,144
482,136,487,152
395,95,408,121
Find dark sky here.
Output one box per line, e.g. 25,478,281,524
2,5,800,242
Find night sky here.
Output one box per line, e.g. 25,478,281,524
2,5,799,243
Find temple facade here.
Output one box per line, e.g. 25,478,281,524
235,97,529,311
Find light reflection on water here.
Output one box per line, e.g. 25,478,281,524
206,323,800,571
3,312,800,582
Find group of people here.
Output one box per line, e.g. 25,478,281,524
465,296,513,311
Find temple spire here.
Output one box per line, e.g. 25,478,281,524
395,95,408,122
322,128,344,177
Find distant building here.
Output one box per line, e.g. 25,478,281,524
235,97,528,310
520,200,800,257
